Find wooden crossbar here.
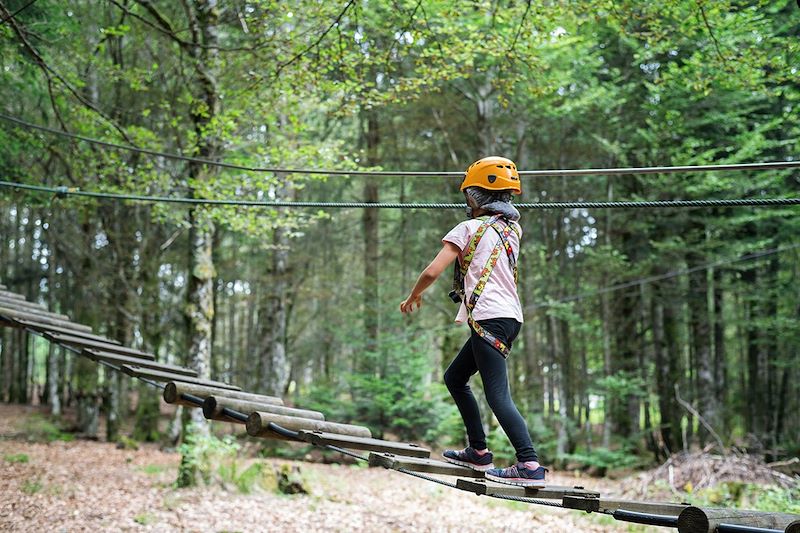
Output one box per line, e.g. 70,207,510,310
247,411,371,439
455,478,600,499
0,306,92,332
677,506,800,533
368,452,483,478
0,288,24,299
297,431,431,459
562,495,688,515
84,349,197,377
120,365,240,390
45,332,155,360
203,396,324,423
0,299,71,321
162,382,283,407
13,318,119,344
0,295,52,312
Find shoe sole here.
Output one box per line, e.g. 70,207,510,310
484,472,547,488
442,455,495,472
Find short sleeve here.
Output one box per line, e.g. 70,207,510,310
442,221,473,251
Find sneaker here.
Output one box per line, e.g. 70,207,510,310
442,447,494,471
485,463,548,488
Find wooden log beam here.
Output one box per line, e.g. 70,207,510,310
677,506,800,533
455,478,600,498
120,365,240,390
14,318,119,344
246,411,371,439
0,299,71,321
84,349,197,377
0,289,24,299
0,295,52,313
162,382,283,407
44,332,155,360
368,452,483,478
562,495,687,516
203,396,324,423
297,430,431,458
0,306,92,332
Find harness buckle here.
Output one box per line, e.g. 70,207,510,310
448,289,463,304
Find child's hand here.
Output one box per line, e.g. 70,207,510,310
399,294,422,314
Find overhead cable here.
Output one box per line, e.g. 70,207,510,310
2,180,800,210
2,113,799,177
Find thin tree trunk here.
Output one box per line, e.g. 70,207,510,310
361,109,380,373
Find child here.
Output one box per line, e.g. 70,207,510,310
399,156,546,487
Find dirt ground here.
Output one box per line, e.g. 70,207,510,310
0,404,625,533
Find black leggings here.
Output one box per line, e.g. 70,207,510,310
443,318,538,463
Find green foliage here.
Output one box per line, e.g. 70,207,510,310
21,478,43,495
116,435,140,451
138,464,171,476
685,483,800,514
176,429,240,488
175,429,305,494
133,513,156,526
18,414,74,443
4,453,29,464
562,447,642,473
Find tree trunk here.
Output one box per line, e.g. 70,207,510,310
360,109,380,373
257,222,290,396
185,0,221,408
179,0,222,487
687,242,717,446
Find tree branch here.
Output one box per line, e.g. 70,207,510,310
0,0,133,142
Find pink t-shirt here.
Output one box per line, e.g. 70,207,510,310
443,218,524,324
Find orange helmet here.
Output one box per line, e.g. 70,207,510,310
460,156,521,195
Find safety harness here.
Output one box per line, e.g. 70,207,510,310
450,215,520,358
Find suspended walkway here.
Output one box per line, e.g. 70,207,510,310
0,283,797,533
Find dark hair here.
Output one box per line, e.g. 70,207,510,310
464,186,513,207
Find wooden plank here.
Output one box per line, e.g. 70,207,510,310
84,349,197,377
203,396,324,422
297,431,431,459
455,477,600,499
562,496,688,516
0,289,24,299
0,298,71,320
0,306,91,332
247,411,371,439
368,452,483,478
677,506,800,533
119,365,240,390
162,382,283,407
14,318,119,344
0,295,51,312
44,332,155,360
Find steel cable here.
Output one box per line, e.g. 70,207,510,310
2,112,800,177
2,179,800,210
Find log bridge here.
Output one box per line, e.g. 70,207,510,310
0,283,797,533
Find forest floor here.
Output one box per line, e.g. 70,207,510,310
3,404,796,533
0,404,628,533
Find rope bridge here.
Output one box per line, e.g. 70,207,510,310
0,283,797,533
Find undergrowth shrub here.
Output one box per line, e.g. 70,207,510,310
176,429,308,494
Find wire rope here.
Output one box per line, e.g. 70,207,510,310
2,112,799,177
2,179,800,210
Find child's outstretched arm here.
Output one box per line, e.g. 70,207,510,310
400,242,460,314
